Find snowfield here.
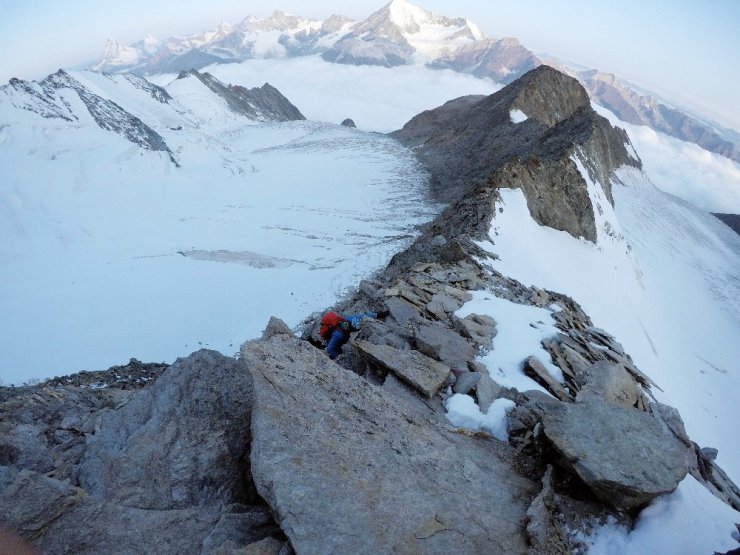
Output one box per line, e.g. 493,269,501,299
0,71,439,385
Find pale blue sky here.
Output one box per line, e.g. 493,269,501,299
1,0,738,129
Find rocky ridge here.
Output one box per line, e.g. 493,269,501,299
175,70,305,122
1,66,738,554
391,65,639,242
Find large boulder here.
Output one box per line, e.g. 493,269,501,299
77,350,255,510
242,335,536,554
537,397,689,510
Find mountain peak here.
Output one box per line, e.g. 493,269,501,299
323,0,485,66
392,65,638,240
385,0,430,32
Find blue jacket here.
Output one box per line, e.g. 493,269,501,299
326,312,376,359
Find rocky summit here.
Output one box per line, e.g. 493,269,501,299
1,66,738,554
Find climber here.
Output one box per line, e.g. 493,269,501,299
320,311,377,359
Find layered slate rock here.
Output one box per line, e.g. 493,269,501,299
536,397,689,510
242,334,536,554
354,340,450,398
77,350,255,510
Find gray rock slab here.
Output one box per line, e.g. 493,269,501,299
454,313,497,349
475,370,502,414
539,398,689,510
452,371,481,395
576,360,640,408
77,350,254,510
242,335,536,554
522,356,573,402
415,321,478,371
385,296,421,329
427,291,464,317
354,340,450,398
0,468,224,555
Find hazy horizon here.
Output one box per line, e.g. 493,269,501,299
1,0,738,130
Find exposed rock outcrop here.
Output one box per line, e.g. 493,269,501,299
242,334,536,554
431,37,540,84
392,65,640,242
578,70,740,164
713,212,740,236
176,70,305,122
76,350,255,510
42,70,177,164
516,394,689,511
0,351,288,554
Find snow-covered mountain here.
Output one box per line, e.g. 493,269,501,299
87,0,740,168
322,0,484,66
92,10,351,74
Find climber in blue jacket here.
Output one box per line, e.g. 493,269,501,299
326,312,377,359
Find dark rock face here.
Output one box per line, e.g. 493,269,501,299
391,65,639,242
177,70,305,122
340,118,356,127
713,213,740,236
120,73,172,104
242,334,536,554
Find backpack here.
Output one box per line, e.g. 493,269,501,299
319,311,345,341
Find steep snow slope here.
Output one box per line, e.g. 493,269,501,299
486,170,740,471
469,165,740,553
0,72,436,384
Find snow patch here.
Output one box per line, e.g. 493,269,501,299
444,395,514,441
575,476,740,554
509,109,528,123
455,290,563,395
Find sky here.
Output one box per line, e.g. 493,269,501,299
0,0,739,130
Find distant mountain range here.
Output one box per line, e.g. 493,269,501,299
88,0,740,164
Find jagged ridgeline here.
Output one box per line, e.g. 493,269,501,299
1,67,738,554
2,69,304,168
